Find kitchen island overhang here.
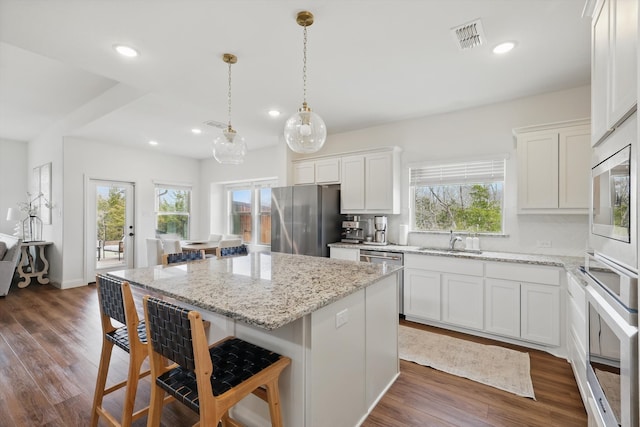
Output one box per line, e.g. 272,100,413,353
108,252,402,427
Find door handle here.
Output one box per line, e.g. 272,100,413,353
128,232,135,237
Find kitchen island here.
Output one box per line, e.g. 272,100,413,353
109,251,402,427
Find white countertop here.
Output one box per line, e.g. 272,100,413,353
108,251,401,330
328,242,583,271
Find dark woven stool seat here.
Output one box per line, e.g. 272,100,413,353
143,296,291,426
106,321,148,352
156,338,281,413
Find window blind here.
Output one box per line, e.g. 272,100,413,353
410,159,505,186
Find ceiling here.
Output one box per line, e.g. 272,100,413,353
0,0,592,159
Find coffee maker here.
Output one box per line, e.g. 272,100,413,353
374,216,388,245
341,216,364,243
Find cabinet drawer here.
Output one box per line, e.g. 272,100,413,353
485,262,560,286
405,254,483,276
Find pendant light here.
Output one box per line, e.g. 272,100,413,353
213,53,247,165
284,11,327,154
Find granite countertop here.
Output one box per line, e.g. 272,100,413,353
329,242,584,271
108,251,401,331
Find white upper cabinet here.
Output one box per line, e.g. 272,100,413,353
514,119,591,214
341,148,401,214
591,0,637,145
293,158,341,185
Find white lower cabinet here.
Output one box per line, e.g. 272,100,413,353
520,283,560,345
330,247,359,261
442,273,484,330
404,267,441,321
404,254,563,350
485,279,520,338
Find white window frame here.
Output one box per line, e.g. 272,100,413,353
225,179,277,246
409,157,506,234
154,183,192,240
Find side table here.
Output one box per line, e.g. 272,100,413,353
17,241,53,288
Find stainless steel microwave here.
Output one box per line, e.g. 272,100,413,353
590,114,637,271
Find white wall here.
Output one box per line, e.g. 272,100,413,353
62,137,200,288
0,139,28,235
295,85,592,256
199,142,289,237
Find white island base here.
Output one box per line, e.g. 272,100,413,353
194,274,399,427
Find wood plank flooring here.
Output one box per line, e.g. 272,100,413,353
0,282,586,426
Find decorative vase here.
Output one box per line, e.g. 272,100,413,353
22,215,43,242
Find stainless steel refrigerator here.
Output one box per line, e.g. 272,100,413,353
271,184,341,257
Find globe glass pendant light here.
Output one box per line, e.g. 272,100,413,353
213,53,247,165
284,11,327,154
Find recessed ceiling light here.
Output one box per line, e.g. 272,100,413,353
148,140,158,146
268,110,281,118
191,128,202,134
493,42,515,55
113,44,139,58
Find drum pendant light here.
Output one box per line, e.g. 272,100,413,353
283,11,327,153
213,53,247,165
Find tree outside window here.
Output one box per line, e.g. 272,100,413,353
155,186,191,239
411,159,505,233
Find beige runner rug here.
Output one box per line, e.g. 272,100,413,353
399,325,536,399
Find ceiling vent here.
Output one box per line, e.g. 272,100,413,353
451,19,485,50
203,119,226,129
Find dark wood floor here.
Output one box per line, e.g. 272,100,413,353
0,282,586,426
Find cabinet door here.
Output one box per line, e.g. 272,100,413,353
517,131,559,209
293,161,315,185
485,278,520,338
330,247,359,261
341,155,365,212
365,152,394,211
315,158,341,184
558,127,591,209
521,283,560,345
591,0,610,144
404,268,441,321
609,0,637,128
442,273,483,330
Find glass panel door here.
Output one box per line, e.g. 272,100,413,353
86,179,135,282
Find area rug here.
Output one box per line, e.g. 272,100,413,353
399,325,536,399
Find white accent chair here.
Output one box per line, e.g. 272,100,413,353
146,238,163,267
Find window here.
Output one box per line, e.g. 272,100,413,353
227,180,275,245
155,184,191,239
410,159,505,233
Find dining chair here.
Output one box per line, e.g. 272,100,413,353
91,274,150,427
161,249,205,265
143,295,291,427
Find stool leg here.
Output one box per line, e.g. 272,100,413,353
265,380,284,427
146,381,164,427
90,338,114,427
120,350,146,427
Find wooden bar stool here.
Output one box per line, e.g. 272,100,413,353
90,274,151,427
143,295,291,427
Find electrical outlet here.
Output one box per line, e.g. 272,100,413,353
536,240,552,248
336,309,349,329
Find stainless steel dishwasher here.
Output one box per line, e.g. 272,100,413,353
359,249,404,317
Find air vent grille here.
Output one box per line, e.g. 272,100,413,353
451,19,485,50
203,119,226,129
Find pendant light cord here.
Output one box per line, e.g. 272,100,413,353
302,24,308,106
227,61,232,129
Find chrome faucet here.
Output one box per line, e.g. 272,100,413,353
449,230,463,250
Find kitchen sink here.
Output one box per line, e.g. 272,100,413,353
416,246,483,255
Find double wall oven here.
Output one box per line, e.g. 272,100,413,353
586,113,637,426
